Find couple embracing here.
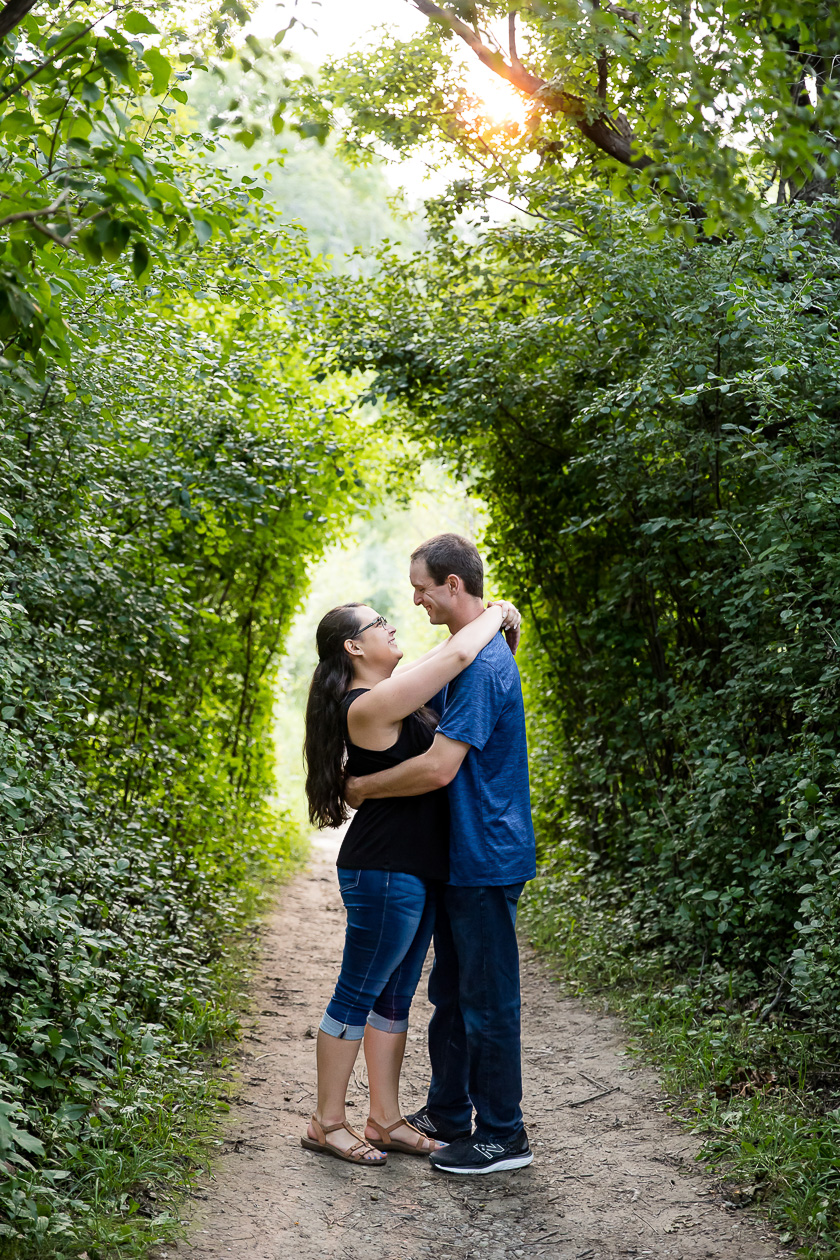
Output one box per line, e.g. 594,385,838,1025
301,533,536,1176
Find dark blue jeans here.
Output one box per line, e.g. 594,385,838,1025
320,868,435,1040
426,882,525,1140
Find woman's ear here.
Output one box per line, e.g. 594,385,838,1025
344,637,362,657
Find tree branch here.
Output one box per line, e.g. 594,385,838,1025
25,203,105,252
606,4,640,31
0,0,37,41
411,0,653,170
596,49,609,100
412,0,542,93
32,219,81,250
0,6,118,107
508,10,521,71
0,189,69,229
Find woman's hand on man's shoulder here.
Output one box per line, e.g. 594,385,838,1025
486,599,521,655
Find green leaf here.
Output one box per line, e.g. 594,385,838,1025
27,1073,54,1089
143,47,172,96
124,11,160,35
1,110,35,138
46,20,91,51
131,240,151,281
221,0,249,21
295,120,330,145
0,1110,45,1157
77,229,103,265
100,48,132,84
8,1127,45,1156
192,218,213,246
101,219,132,263
56,1103,89,1122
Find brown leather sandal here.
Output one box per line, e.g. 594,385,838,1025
300,1115,387,1165
366,1116,441,1155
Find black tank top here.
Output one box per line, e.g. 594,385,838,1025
336,689,449,882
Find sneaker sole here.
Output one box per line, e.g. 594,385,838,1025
431,1152,533,1175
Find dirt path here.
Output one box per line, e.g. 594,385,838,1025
169,837,786,1260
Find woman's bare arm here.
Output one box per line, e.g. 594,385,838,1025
392,636,451,674
349,603,518,732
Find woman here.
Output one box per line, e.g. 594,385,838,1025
301,598,519,1165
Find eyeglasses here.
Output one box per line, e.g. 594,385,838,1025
352,614,387,637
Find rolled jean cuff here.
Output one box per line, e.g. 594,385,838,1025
319,1011,366,1041
366,1011,409,1034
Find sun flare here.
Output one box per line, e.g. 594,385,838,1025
463,62,531,130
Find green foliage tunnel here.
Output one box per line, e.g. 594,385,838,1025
5,0,840,1252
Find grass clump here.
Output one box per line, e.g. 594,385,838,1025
522,870,840,1257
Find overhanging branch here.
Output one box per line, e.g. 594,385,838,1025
413,0,542,92
0,0,38,41
411,0,653,170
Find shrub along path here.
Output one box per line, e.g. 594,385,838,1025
169,838,787,1260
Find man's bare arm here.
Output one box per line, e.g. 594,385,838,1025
345,732,469,808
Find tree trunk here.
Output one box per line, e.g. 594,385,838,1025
0,0,38,41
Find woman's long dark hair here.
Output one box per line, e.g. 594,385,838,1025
304,603,364,829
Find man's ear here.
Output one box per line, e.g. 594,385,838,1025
446,573,462,595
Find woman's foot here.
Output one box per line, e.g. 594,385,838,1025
305,1116,385,1163
365,1115,443,1153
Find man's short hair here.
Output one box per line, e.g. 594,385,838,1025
411,533,484,598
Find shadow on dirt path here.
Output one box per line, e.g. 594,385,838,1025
167,835,787,1260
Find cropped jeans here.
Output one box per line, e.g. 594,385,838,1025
320,868,435,1041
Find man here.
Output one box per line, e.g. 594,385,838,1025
344,533,536,1175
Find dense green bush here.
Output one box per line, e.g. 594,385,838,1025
0,6,405,1251
317,195,840,1022
0,208,378,1253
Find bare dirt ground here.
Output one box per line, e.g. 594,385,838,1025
166,836,788,1260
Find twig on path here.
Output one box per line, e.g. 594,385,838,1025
549,1174,595,1200
578,1070,611,1090
568,1086,620,1108
253,1050,285,1061
633,1207,660,1234
550,1174,595,1198
526,1229,569,1246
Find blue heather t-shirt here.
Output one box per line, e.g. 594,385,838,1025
436,633,536,887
